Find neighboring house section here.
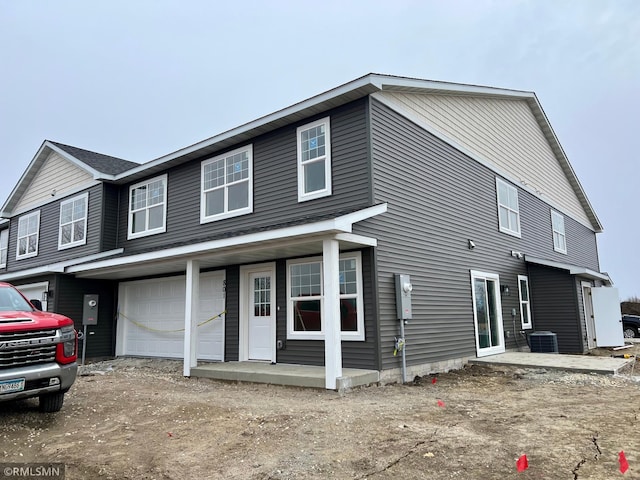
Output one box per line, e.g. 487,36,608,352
0,74,618,388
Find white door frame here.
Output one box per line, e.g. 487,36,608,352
581,281,596,350
470,270,506,357
239,262,276,363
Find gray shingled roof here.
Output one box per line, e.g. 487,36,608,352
50,141,139,175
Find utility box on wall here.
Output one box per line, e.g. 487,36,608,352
82,294,99,326
394,274,413,320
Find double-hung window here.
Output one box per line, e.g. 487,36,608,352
16,211,40,259
201,145,253,222
518,275,532,329
551,210,567,254
287,252,364,340
0,229,8,268
128,174,167,239
58,193,88,249
297,117,331,202
496,178,521,237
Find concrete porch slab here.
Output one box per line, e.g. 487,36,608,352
190,362,380,390
469,351,634,374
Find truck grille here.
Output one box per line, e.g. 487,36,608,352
0,329,58,368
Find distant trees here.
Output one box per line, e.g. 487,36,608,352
621,297,640,315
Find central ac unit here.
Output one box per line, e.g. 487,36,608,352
529,331,559,353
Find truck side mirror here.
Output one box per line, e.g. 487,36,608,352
30,299,43,311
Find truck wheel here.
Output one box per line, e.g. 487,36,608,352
39,392,65,412
623,326,638,339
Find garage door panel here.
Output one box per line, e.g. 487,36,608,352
119,272,225,360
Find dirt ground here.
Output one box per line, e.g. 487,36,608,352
2,346,640,480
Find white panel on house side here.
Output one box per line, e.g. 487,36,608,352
376,92,592,228
14,152,94,213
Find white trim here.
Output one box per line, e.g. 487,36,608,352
58,192,89,250
0,248,124,282
0,229,8,269
496,178,521,238
16,210,40,260
524,255,611,283
68,204,387,275
200,145,253,223
127,174,168,240
239,262,277,363
286,251,365,341
334,233,377,247
517,275,532,330
470,270,505,357
297,117,332,202
551,210,567,254
581,281,596,350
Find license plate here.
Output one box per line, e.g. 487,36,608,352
0,378,25,394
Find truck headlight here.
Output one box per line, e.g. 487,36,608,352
56,325,77,363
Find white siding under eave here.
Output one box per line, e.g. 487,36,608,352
14,152,94,213
374,92,593,229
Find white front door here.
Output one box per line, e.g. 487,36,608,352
248,270,275,361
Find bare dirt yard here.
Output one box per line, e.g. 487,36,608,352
2,347,640,480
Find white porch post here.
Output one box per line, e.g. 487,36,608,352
183,259,200,376
323,238,342,389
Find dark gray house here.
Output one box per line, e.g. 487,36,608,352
0,74,619,388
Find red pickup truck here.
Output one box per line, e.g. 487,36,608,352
0,282,78,412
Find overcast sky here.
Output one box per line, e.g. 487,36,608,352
1,0,638,299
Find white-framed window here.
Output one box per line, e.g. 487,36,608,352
496,178,521,237
128,174,167,239
297,117,332,202
58,193,88,249
16,211,40,259
0,229,8,268
287,251,364,341
551,210,567,254
518,275,533,329
201,145,253,223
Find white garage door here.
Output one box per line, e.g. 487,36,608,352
117,271,225,360
17,282,49,311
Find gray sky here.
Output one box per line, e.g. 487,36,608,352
1,0,638,299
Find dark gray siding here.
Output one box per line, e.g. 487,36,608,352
527,264,583,353
55,275,117,358
100,183,121,251
353,99,600,369
5,185,104,272
224,265,240,362
117,99,372,253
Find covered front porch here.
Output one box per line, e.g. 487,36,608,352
190,362,380,391
67,204,388,390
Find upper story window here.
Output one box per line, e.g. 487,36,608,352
58,193,88,250
496,178,521,237
551,210,567,254
16,211,40,259
518,275,533,329
286,251,364,341
297,117,332,202
0,229,8,268
201,145,253,223
128,174,167,239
